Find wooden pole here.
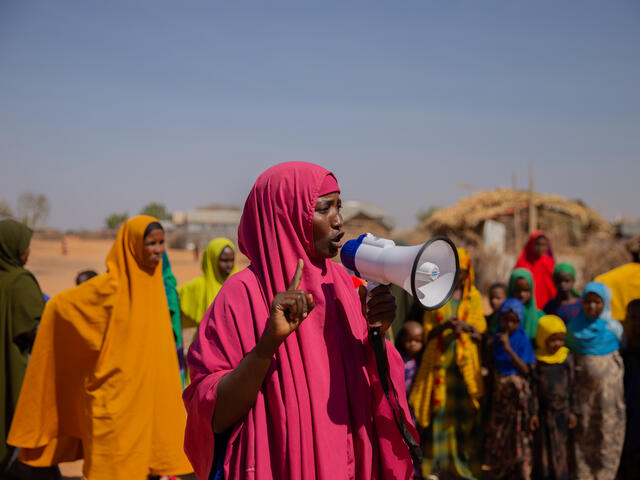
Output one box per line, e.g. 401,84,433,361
528,161,537,234
513,172,521,253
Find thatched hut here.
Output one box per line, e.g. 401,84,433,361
422,188,614,254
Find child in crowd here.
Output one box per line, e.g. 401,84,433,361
486,282,507,335
566,282,625,480
509,269,544,342
485,299,536,480
543,263,581,323
75,269,98,285
620,299,640,480
395,320,424,396
530,315,576,480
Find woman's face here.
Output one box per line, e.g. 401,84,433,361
513,277,532,304
313,192,344,259
456,269,469,289
217,246,235,278
20,246,31,266
583,292,604,319
553,271,574,294
545,332,566,354
141,229,165,271
499,311,520,335
533,236,548,258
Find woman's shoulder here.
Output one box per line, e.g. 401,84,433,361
211,267,267,313
218,267,261,294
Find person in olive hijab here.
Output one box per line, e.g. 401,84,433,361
0,219,45,472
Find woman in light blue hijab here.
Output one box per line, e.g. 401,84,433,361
567,282,625,479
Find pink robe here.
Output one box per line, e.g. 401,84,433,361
183,162,416,479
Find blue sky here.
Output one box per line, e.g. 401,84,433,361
1,1,638,230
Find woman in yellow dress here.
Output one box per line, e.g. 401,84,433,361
410,248,486,479
8,216,192,480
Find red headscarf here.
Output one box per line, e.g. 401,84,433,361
183,162,416,479
514,230,556,309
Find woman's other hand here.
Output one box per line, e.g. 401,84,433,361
359,284,397,336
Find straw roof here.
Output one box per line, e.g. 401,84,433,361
423,188,614,234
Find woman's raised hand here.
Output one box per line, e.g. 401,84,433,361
268,259,315,345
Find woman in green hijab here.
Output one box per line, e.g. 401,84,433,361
0,219,45,472
508,268,545,341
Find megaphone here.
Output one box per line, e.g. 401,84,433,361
340,233,459,311
340,233,459,469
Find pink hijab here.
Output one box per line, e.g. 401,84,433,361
183,162,416,479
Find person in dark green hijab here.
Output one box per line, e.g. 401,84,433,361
162,251,186,388
0,219,45,472
543,262,583,323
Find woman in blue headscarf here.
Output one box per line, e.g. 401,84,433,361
484,298,536,479
566,282,625,480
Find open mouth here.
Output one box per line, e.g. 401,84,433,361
330,232,345,249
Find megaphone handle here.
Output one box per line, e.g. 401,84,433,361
365,281,383,327
369,325,389,394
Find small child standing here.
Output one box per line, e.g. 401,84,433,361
485,298,536,480
509,269,545,342
620,299,640,480
542,263,581,323
486,283,508,334
530,315,576,480
395,320,424,396
395,320,424,480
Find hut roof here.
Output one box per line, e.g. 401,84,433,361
423,188,613,234
342,201,395,230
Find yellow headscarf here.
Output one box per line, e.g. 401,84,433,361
178,238,237,327
8,216,191,479
409,248,486,428
534,314,569,364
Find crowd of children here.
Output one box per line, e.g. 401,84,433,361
397,231,639,480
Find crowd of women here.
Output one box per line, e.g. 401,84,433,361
1,161,639,480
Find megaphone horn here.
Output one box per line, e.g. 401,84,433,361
340,233,460,311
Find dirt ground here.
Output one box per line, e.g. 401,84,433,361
28,236,249,297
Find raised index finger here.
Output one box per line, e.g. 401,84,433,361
287,259,304,291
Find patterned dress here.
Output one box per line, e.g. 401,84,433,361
572,351,625,480
422,334,482,479
484,373,533,480
532,356,576,480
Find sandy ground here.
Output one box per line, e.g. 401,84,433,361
28,236,249,296
25,237,247,479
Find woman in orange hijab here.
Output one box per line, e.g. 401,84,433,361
7,216,192,480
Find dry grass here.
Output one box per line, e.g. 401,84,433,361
423,188,614,236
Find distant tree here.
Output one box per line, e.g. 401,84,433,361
105,212,129,231
0,198,13,219
16,192,51,229
416,206,440,224
140,202,171,221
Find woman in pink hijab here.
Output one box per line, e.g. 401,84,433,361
183,162,417,479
